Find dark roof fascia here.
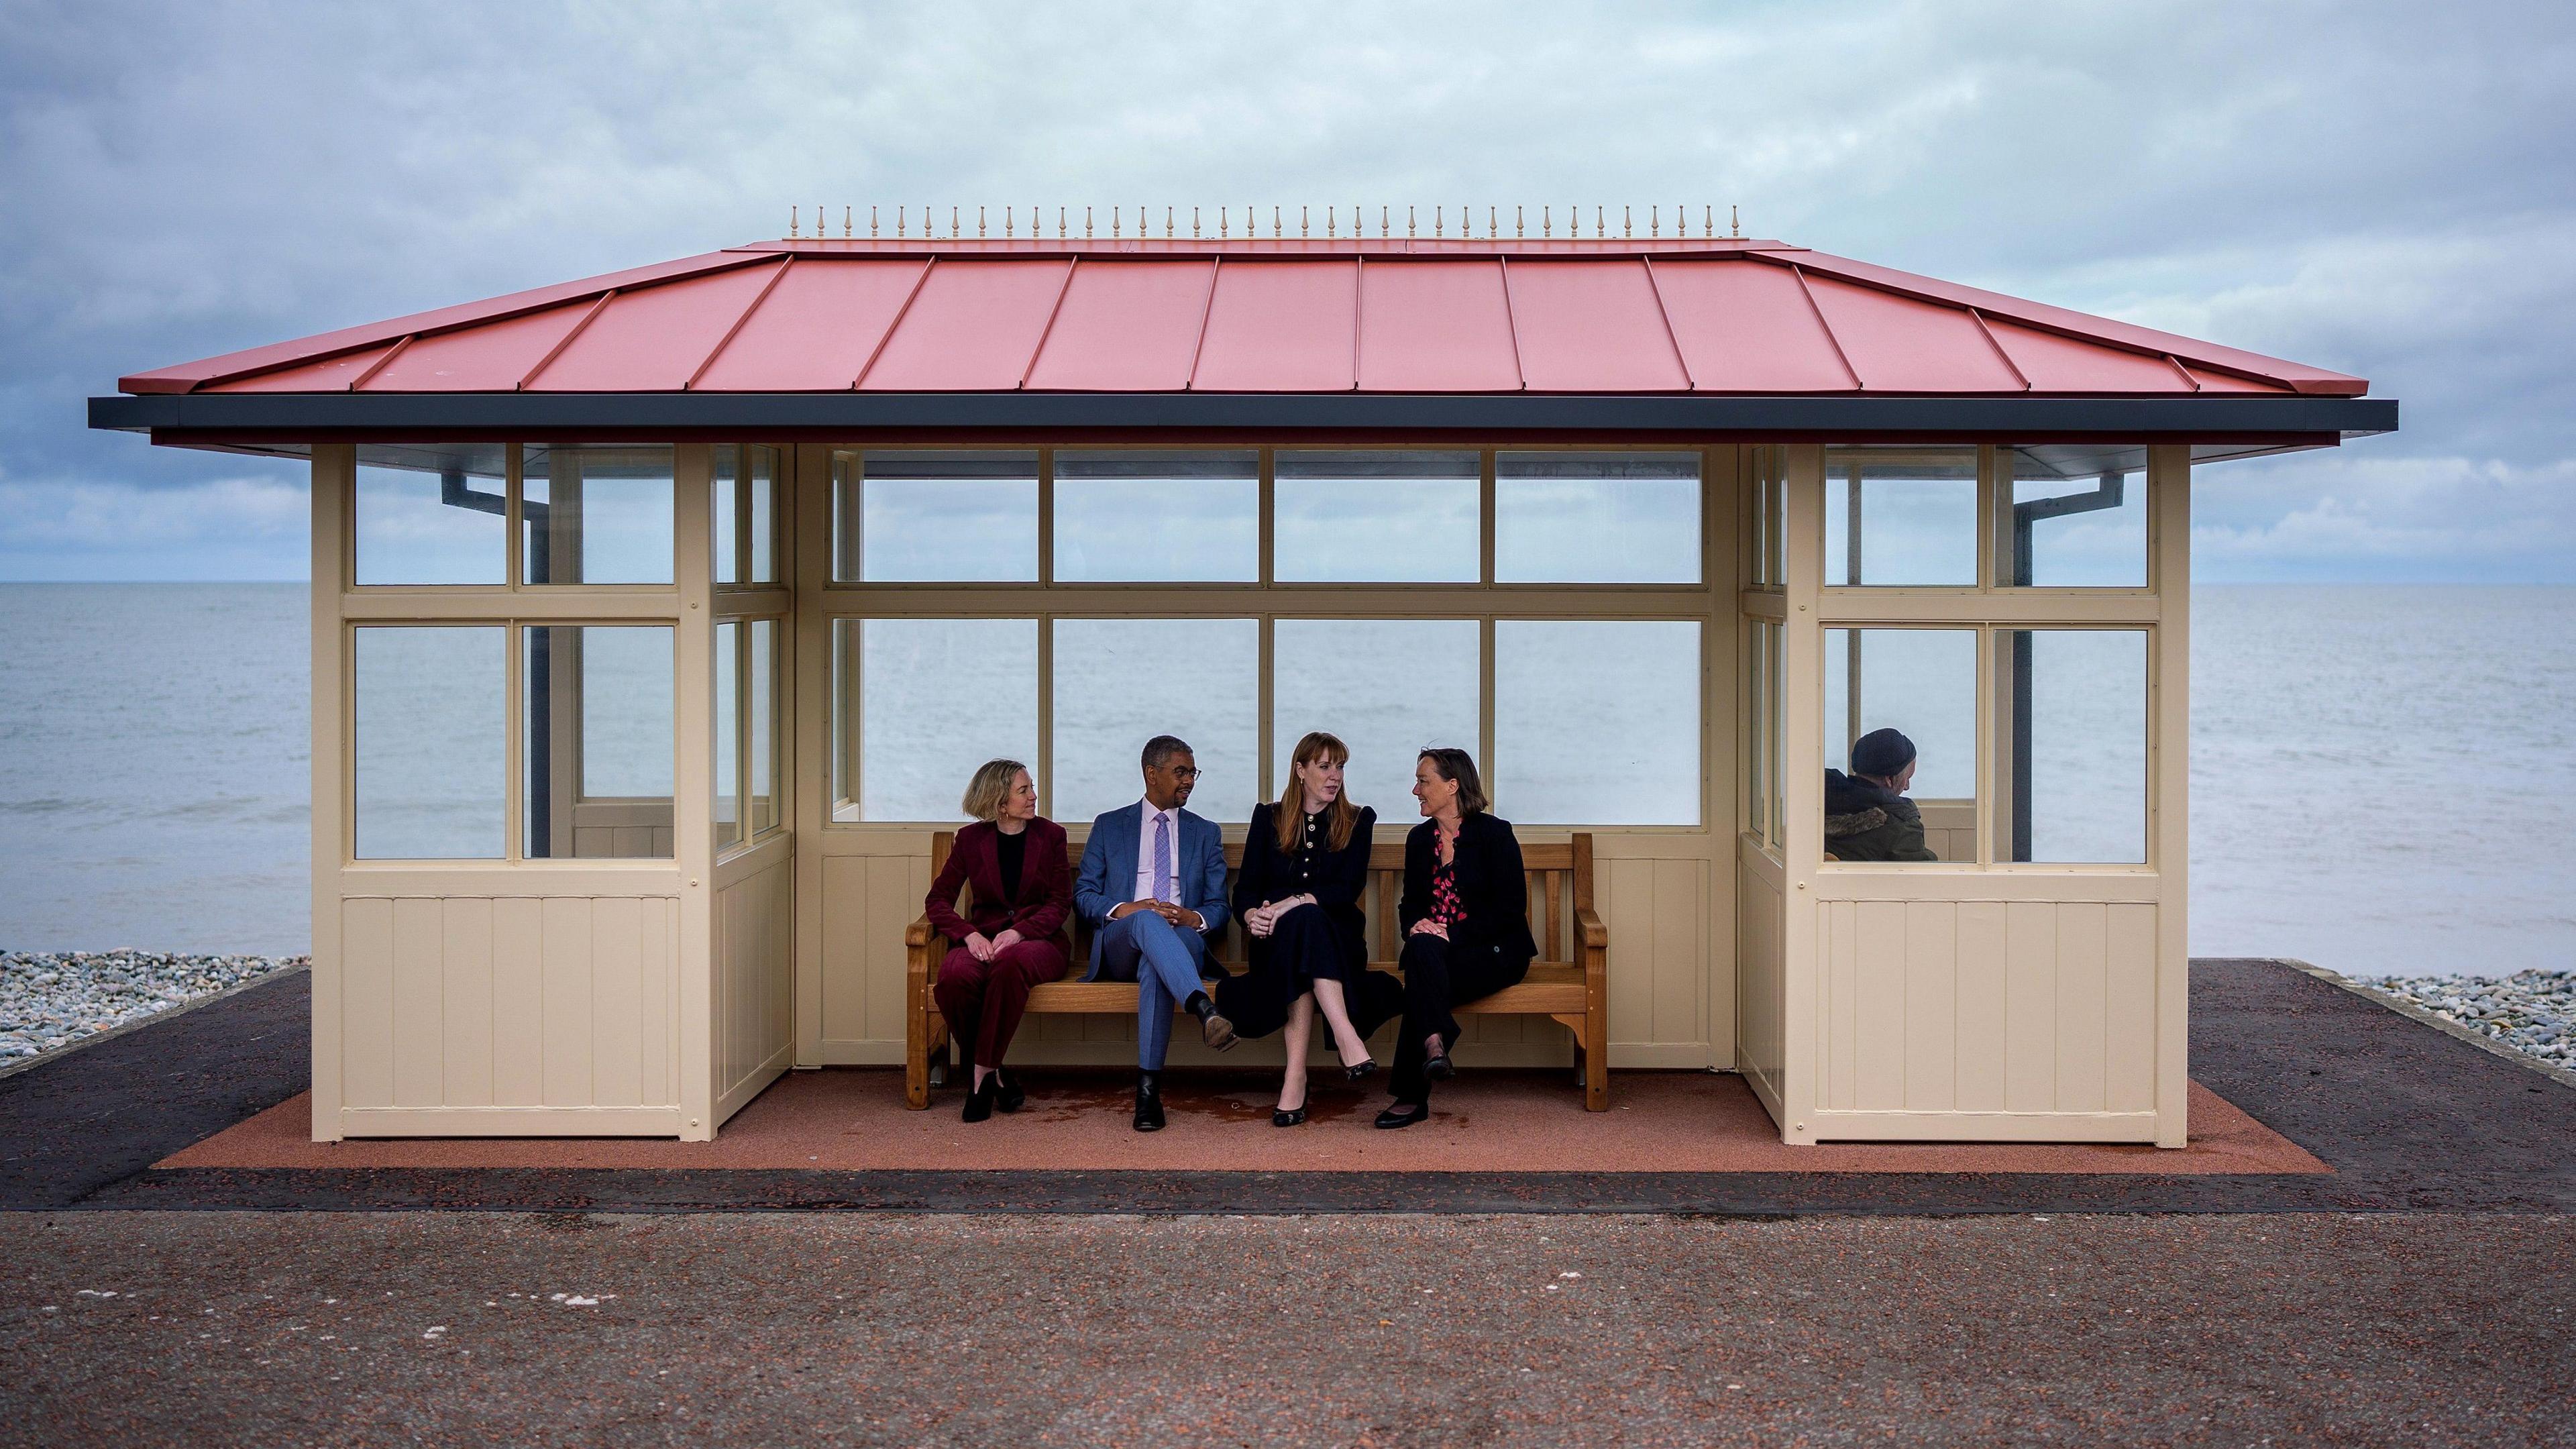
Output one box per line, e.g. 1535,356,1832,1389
89,391,2396,450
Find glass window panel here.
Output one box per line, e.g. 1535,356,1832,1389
1495,620,1701,825
747,619,777,837
713,621,739,853
521,443,675,584
1053,451,1259,583
839,619,1039,822
1272,619,1481,818
1823,628,1976,864
1746,449,1771,587
523,626,674,860
1768,447,1787,588
1743,620,1766,839
352,443,508,586
2004,629,2147,864
1496,451,1701,584
352,626,504,859
1275,451,1480,583
749,447,779,584
2005,447,2147,587
1051,618,1259,823
710,452,739,586
834,450,1038,583
1824,447,1978,586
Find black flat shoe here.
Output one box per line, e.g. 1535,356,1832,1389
1133,1084,1167,1133
1374,1102,1431,1130
961,1077,997,1124
1342,1057,1379,1083
1423,1051,1455,1082
1272,1106,1308,1128
994,1068,1026,1114
1201,1012,1240,1052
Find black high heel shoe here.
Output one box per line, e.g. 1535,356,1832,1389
1340,1049,1379,1082
994,1067,1026,1114
1374,1101,1431,1130
1272,1104,1308,1128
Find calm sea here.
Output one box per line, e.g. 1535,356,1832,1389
1,583,2567,977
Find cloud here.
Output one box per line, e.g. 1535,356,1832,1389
3,0,2571,580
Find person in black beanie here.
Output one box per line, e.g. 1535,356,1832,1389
1825,727,1937,861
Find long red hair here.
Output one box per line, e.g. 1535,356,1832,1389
1275,731,1360,853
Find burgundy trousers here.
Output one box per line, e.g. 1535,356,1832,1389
932,940,1069,1069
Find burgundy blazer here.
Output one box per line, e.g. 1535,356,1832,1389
924,818,1074,957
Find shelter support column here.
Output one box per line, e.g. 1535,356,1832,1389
674,444,717,1140
1776,443,1828,1145
2151,444,2190,1148
309,445,351,1142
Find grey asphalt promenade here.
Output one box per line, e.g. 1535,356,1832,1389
6,1210,2569,1446
3,957,2573,1444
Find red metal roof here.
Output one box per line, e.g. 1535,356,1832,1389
118,237,2365,398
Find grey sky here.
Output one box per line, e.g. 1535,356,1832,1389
4,0,2571,580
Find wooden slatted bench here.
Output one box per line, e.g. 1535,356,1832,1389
905,832,1610,1111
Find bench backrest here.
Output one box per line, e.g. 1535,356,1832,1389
928,832,1595,966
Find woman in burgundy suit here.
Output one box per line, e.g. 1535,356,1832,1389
926,759,1074,1122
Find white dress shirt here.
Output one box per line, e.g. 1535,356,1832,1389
1128,800,1186,907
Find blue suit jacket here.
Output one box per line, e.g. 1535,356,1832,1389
1074,802,1230,978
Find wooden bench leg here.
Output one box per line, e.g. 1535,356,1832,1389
906,1013,930,1110
1583,1007,1609,1112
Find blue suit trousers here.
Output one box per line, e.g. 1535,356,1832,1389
1095,910,1214,1071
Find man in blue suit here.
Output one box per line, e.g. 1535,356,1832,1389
1075,734,1237,1132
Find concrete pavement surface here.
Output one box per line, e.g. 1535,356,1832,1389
4,1210,2569,1447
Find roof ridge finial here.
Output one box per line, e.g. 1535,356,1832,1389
789,205,799,239
843,205,852,239
1167,205,1175,239
978,205,986,238
1731,203,1741,239
1005,205,1013,238
870,204,879,239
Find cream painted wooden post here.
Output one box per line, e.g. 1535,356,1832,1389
792,442,832,1067
2151,444,2192,1146
1776,443,1827,1144
309,445,351,1141
673,445,717,1140
1705,444,1741,1067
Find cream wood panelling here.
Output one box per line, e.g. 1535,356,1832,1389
1914,801,1976,866
713,852,796,1120
1734,843,1786,1110
570,800,677,861
335,894,680,1132
1816,897,2157,1118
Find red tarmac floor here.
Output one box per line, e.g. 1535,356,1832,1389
164,1069,2326,1175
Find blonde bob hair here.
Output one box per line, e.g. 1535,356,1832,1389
961,758,1032,823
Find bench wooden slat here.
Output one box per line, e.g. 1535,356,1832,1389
907,832,1609,1111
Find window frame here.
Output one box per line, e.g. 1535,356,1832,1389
820,442,1719,830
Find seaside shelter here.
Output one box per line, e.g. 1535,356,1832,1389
91,222,2394,1145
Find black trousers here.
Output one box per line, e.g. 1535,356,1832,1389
1391,932,1529,1101
1214,905,1402,1042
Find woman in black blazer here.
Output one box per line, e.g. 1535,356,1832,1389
1216,731,1402,1126
1377,747,1537,1129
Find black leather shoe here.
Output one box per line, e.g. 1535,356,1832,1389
1342,1057,1379,1083
1374,1102,1432,1130
994,1068,1026,1114
1201,1012,1240,1052
1423,1051,1456,1082
1133,1077,1167,1133
961,1076,997,1124
1272,1106,1308,1128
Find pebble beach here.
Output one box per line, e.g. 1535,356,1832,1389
1,950,305,1063
2354,969,2576,1073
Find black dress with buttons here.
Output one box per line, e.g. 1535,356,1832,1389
1213,802,1403,1041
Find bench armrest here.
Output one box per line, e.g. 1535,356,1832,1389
1574,906,1608,953
906,913,943,961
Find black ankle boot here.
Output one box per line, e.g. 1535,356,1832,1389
1133,1071,1166,1132
961,1074,998,1124
1187,992,1239,1051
